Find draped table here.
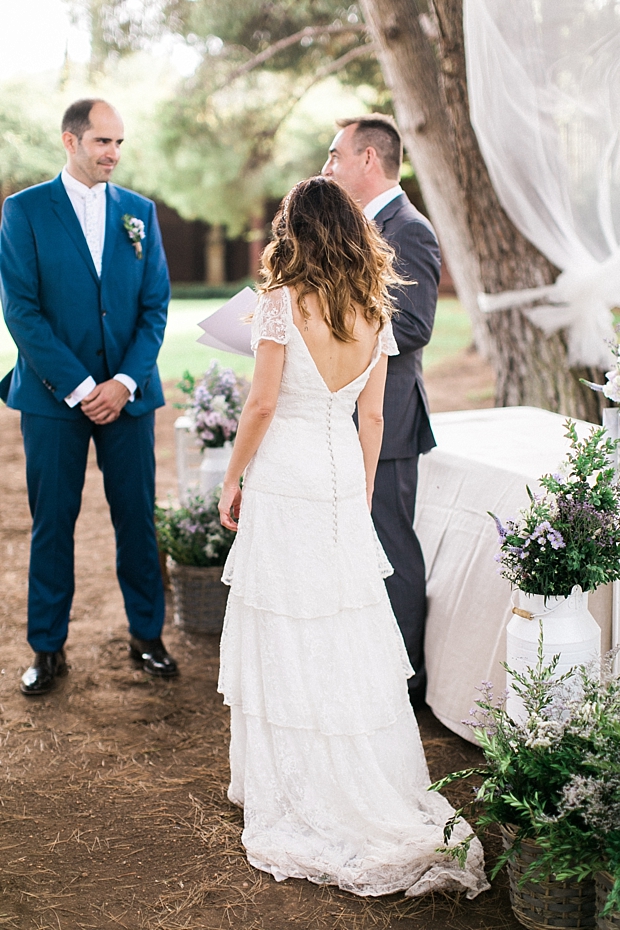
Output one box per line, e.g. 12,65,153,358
415,406,613,743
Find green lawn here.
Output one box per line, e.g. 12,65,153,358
0,296,472,386
0,299,255,385
423,298,473,369
157,299,256,382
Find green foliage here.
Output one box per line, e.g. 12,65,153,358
149,66,292,231
66,0,166,72
0,54,186,197
66,0,386,91
65,0,389,231
155,489,235,566
431,636,620,913
0,81,64,194
146,70,378,232
490,420,620,595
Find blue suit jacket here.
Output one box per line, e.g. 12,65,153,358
0,174,169,419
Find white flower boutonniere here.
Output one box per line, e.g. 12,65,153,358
122,214,145,259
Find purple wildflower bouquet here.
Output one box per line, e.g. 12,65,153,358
491,419,620,596
155,489,235,567
178,361,248,451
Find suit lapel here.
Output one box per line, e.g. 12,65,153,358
101,184,122,279
50,175,99,286
373,193,407,233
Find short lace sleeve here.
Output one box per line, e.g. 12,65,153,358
379,320,399,356
250,288,291,353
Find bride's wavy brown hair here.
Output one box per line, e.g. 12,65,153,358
259,176,404,342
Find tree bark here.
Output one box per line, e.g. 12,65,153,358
248,207,267,280
359,0,607,421
206,225,226,286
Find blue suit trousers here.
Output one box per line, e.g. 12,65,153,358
21,410,165,652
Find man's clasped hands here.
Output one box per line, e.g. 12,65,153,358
81,379,130,424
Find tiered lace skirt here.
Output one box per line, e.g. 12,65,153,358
218,485,489,898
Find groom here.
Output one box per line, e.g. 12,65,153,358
0,98,177,695
323,114,440,708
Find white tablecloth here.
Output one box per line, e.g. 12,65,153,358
416,406,612,743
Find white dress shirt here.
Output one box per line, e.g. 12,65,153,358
61,167,137,407
61,166,106,275
363,184,403,220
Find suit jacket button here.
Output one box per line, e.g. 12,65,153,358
101,310,107,317
96,349,104,356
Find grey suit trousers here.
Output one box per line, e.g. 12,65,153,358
372,456,426,706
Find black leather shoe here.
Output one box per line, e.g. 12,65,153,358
129,637,178,678
20,650,67,696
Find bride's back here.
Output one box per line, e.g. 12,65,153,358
258,176,401,390
290,288,379,393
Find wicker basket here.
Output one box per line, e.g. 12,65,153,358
595,872,620,929
500,825,596,929
167,558,228,634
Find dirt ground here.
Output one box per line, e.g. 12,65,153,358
0,347,523,930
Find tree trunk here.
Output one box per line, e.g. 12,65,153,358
206,224,226,286
248,206,266,280
359,0,607,421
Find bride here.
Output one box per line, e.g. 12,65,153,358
217,176,488,898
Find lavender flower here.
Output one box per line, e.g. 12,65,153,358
490,512,508,540
155,489,236,567
430,639,620,908
178,361,249,452
491,419,620,596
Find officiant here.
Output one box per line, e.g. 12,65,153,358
322,114,441,708
0,98,178,695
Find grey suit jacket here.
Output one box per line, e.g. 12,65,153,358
374,193,440,459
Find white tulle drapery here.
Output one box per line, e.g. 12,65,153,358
463,0,620,368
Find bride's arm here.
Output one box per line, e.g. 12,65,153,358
219,340,285,531
357,354,388,510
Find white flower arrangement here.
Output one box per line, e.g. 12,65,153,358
177,361,249,451
122,214,145,259
582,324,620,401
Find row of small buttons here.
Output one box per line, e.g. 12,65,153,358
326,395,338,545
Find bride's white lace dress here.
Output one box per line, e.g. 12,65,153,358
218,286,489,898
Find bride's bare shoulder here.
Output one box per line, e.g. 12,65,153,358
351,308,382,341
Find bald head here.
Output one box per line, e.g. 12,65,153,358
62,98,113,139
61,99,124,188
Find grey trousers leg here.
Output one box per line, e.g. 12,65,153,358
371,457,427,705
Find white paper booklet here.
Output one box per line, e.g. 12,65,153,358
196,286,257,357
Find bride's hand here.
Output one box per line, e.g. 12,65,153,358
219,482,242,531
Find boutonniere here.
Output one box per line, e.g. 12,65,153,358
122,214,145,259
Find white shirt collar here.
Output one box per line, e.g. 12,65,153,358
363,185,403,220
61,166,106,199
